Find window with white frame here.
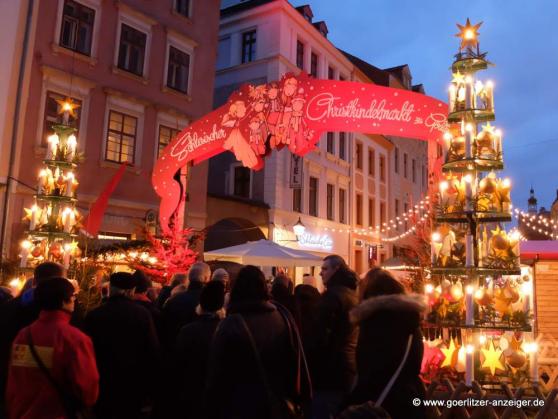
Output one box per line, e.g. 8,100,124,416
241,30,256,63
59,0,95,55
167,46,191,94
339,132,346,160
326,184,334,221
326,132,334,154
309,177,318,217
296,40,304,69
310,52,318,78
339,188,346,223
105,110,137,164
118,24,147,76
293,188,302,213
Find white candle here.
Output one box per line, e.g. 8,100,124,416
431,232,441,265
62,208,74,233
439,181,449,209
494,129,502,158
465,344,475,386
46,134,59,160
466,234,474,267
20,240,31,268
29,204,39,230
521,281,532,314
448,85,457,113
65,173,74,197
66,134,77,162
465,285,474,326
483,228,489,258
63,243,72,269
465,124,474,159
526,343,539,383
465,76,473,109
37,170,47,195
485,81,494,111
478,239,484,267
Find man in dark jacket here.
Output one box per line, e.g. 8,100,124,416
84,272,160,418
310,255,359,419
0,262,64,417
132,270,164,342
162,262,210,346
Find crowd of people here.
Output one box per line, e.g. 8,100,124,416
0,255,427,419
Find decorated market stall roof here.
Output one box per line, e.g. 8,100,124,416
380,256,421,271
520,240,558,261
204,239,322,267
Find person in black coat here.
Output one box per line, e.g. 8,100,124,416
162,262,210,346
132,270,164,342
348,268,426,419
0,262,64,417
170,280,225,419
270,274,298,319
310,254,359,419
84,272,160,419
204,265,311,419
294,282,321,353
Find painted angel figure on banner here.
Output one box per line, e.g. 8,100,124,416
275,77,298,147
221,100,258,168
249,117,266,155
265,82,283,148
289,91,313,153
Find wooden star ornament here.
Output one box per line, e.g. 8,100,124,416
455,18,483,50
441,339,459,368
481,339,506,375
55,98,80,119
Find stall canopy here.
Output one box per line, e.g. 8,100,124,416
204,239,323,267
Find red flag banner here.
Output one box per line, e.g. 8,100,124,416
153,73,448,232
82,162,128,237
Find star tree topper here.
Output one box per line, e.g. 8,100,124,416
55,98,80,119
455,18,483,50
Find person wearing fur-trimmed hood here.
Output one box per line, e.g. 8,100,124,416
347,268,426,419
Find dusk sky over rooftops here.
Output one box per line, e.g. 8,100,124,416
291,0,558,210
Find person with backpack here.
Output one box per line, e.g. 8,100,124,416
6,277,99,419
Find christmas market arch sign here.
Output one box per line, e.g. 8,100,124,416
153,73,448,232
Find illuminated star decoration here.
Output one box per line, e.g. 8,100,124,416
481,340,506,375
441,339,459,368
455,18,483,50
451,71,465,85
55,98,80,119
480,122,496,136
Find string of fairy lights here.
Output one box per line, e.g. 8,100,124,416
513,208,558,239
322,195,431,242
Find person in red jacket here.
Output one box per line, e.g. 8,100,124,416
6,277,99,419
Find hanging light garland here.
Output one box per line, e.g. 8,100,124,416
323,195,431,237
381,210,431,242
513,208,558,239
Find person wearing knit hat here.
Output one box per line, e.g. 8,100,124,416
173,280,225,418
211,268,229,284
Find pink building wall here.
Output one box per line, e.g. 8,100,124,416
5,0,220,255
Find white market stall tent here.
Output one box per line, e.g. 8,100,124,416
204,239,322,267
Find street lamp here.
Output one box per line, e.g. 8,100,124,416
293,217,306,238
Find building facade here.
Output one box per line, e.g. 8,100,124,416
211,0,429,276
212,1,353,280
0,0,220,259
519,188,558,240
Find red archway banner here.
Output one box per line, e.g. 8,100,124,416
153,73,448,232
